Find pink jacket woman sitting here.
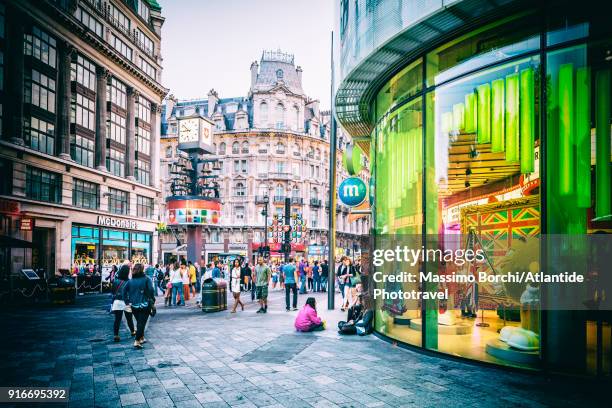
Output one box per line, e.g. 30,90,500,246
295,297,325,332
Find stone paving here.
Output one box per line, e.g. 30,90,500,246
0,288,607,407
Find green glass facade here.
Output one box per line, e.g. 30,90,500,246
339,3,612,376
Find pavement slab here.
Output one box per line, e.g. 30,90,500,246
0,290,607,407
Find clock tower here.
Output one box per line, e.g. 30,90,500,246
177,114,214,154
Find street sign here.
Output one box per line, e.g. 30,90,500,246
338,177,367,207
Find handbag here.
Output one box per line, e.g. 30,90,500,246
111,299,126,311
350,274,361,287
149,303,157,317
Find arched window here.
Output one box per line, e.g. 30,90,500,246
293,106,300,130
241,141,249,153
276,142,285,154
291,185,300,198
165,146,172,158
235,182,246,196
315,148,321,160
219,142,226,154
260,102,268,125
258,184,269,197
275,103,285,129
308,146,315,158
293,143,300,156
232,141,239,154
311,186,318,200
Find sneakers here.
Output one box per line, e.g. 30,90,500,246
286,308,290,312
256,308,264,313
292,307,298,311
133,340,143,349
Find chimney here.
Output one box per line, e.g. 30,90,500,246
296,66,303,86
250,61,259,90
207,89,218,118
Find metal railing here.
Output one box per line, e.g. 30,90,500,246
291,197,303,205
310,198,322,207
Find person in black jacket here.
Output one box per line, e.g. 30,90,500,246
337,256,356,311
124,263,155,349
320,260,329,292
110,265,134,342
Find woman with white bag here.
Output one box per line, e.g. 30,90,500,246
111,265,135,342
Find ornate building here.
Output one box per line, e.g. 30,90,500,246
161,50,369,263
0,0,167,290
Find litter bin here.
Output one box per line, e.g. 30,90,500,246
48,273,76,305
201,278,227,312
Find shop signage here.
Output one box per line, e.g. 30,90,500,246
338,177,367,207
20,218,34,231
97,215,137,230
228,243,248,251
0,199,20,215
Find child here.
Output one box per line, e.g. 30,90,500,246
295,297,325,332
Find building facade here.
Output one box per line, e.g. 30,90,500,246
335,0,612,377
161,50,369,263
0,0,167,293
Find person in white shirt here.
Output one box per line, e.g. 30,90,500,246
170,262,185,306
230,258,245,313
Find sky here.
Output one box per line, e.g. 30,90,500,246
160,0,334,108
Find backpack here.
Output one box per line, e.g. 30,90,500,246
156,269,164,282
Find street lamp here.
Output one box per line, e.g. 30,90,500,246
261,195,269,260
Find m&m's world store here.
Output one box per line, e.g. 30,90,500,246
335,0,611,376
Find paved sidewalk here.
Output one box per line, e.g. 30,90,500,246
0,288,606,407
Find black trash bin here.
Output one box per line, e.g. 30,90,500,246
48,273,76,305
201,278,227,312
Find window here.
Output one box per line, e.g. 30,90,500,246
108,188,129,215
137,28,154,55
24,69,56,113
234,205,245,220
241,141,249,153
219,142,226,154
24,117,55,155
0,3,4,39
108,112,126,144
165,145,172,158
276,161,286,173
70,135,94,167
71,93,95,131
275,184,284,197
311,187,318,200
293,106,300,130
137,98,151,123
73,178,99,209
111,34,132,61
310,210,318,228
275,103,285,129
107,78,127,109
136,0,150,22
276,142,285,154
71,54,96,91
241,160,248,173
276,69,283,79
106,149,125,177
135,159,150,185
26,166,61,203
235,182,246,196
232,141,239,154
76,7,103,37
0,159,12,195
24,26,57,68
139,57,156,79
136,126,150,155
260,102,268,125
109,3,130,32
137,195,154,219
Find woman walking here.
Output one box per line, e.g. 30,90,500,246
124,263,155,349
230,258,244,313
338,256,356,311
170,262,185,306
110,265,135,342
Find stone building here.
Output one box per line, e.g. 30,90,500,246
160,50,369,263
0,0,167,291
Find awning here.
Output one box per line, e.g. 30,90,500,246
0,235,35,249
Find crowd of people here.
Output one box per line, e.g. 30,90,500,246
108,255,371,348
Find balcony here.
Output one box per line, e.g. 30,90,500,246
275,149,286,155
273,195,286,203
310,198,322,207
293,151,301,157
258,149,268,154
325,200,330,209
269,172,292,180
255,195,270,204
291,197,303,205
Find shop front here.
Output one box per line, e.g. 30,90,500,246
71,216,153,292
336,1,612,376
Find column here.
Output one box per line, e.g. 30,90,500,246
5,5,24,144
125,87,137,180
95,67,110,171
150,103,161,188
58,42,75,160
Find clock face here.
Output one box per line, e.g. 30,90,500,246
179,118,199,143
